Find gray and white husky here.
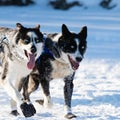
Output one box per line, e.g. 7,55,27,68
22,24,87,119
0,23,44,117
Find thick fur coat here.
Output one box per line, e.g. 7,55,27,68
0,23,44,117
22,24,87,119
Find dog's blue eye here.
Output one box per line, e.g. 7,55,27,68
35,38,41,43
24,39,30,44
82,46,84,49
70,45,75,49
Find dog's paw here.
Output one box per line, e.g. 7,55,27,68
20,102,36,117
43,100,53,108
64,113,77,119
36,99,53,108
11,110,19,116
29,103,36,114
35,99,44,105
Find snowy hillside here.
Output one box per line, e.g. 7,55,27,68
0,0,120,120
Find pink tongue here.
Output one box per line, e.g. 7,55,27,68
27,53,35,69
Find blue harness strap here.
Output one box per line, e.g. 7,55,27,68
37,36,54,64
43,46,54,59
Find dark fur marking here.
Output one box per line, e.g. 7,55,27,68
22,75,40,101
11,110,19,116
15,27,43,44
2,62,8,80
64,73,75,107
35,53,53,96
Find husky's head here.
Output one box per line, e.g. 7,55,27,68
58,24,87,70
15,23,44,69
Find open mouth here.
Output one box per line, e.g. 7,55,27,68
68,55,79,70
24,50,36,69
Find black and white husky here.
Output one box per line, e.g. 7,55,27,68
22,24,87,119
0,23,44,117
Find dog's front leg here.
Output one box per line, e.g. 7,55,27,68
63,73,77,119
10,99,19,116
36,78,53,108
10,79,24,116
1,79,35,117
10,77,36,117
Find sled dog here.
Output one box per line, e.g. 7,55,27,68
0,23,44,117
22,24,87,119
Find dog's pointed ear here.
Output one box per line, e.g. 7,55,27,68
35,24,40,29
79,26,87,40
62,24,70,38
16,23,24,31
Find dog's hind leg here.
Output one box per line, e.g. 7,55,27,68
63,73,77,119
36,78,52,108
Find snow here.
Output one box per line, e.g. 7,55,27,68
0,0,120,119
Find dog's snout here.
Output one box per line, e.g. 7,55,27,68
31,45,37,53
76,57,82,62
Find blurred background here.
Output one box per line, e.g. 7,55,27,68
0,0,118,10
0,0,119,59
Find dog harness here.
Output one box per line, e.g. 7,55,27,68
0,36,5,51
0,35,9,46
0,35,13,60
37,35,54,64
0,35,26,61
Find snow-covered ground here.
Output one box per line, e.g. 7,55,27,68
0,0,120,119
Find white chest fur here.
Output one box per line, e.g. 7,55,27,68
51,60,73,79
8,59,32,81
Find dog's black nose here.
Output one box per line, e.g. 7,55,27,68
76,57,82,62
31,45,36,53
